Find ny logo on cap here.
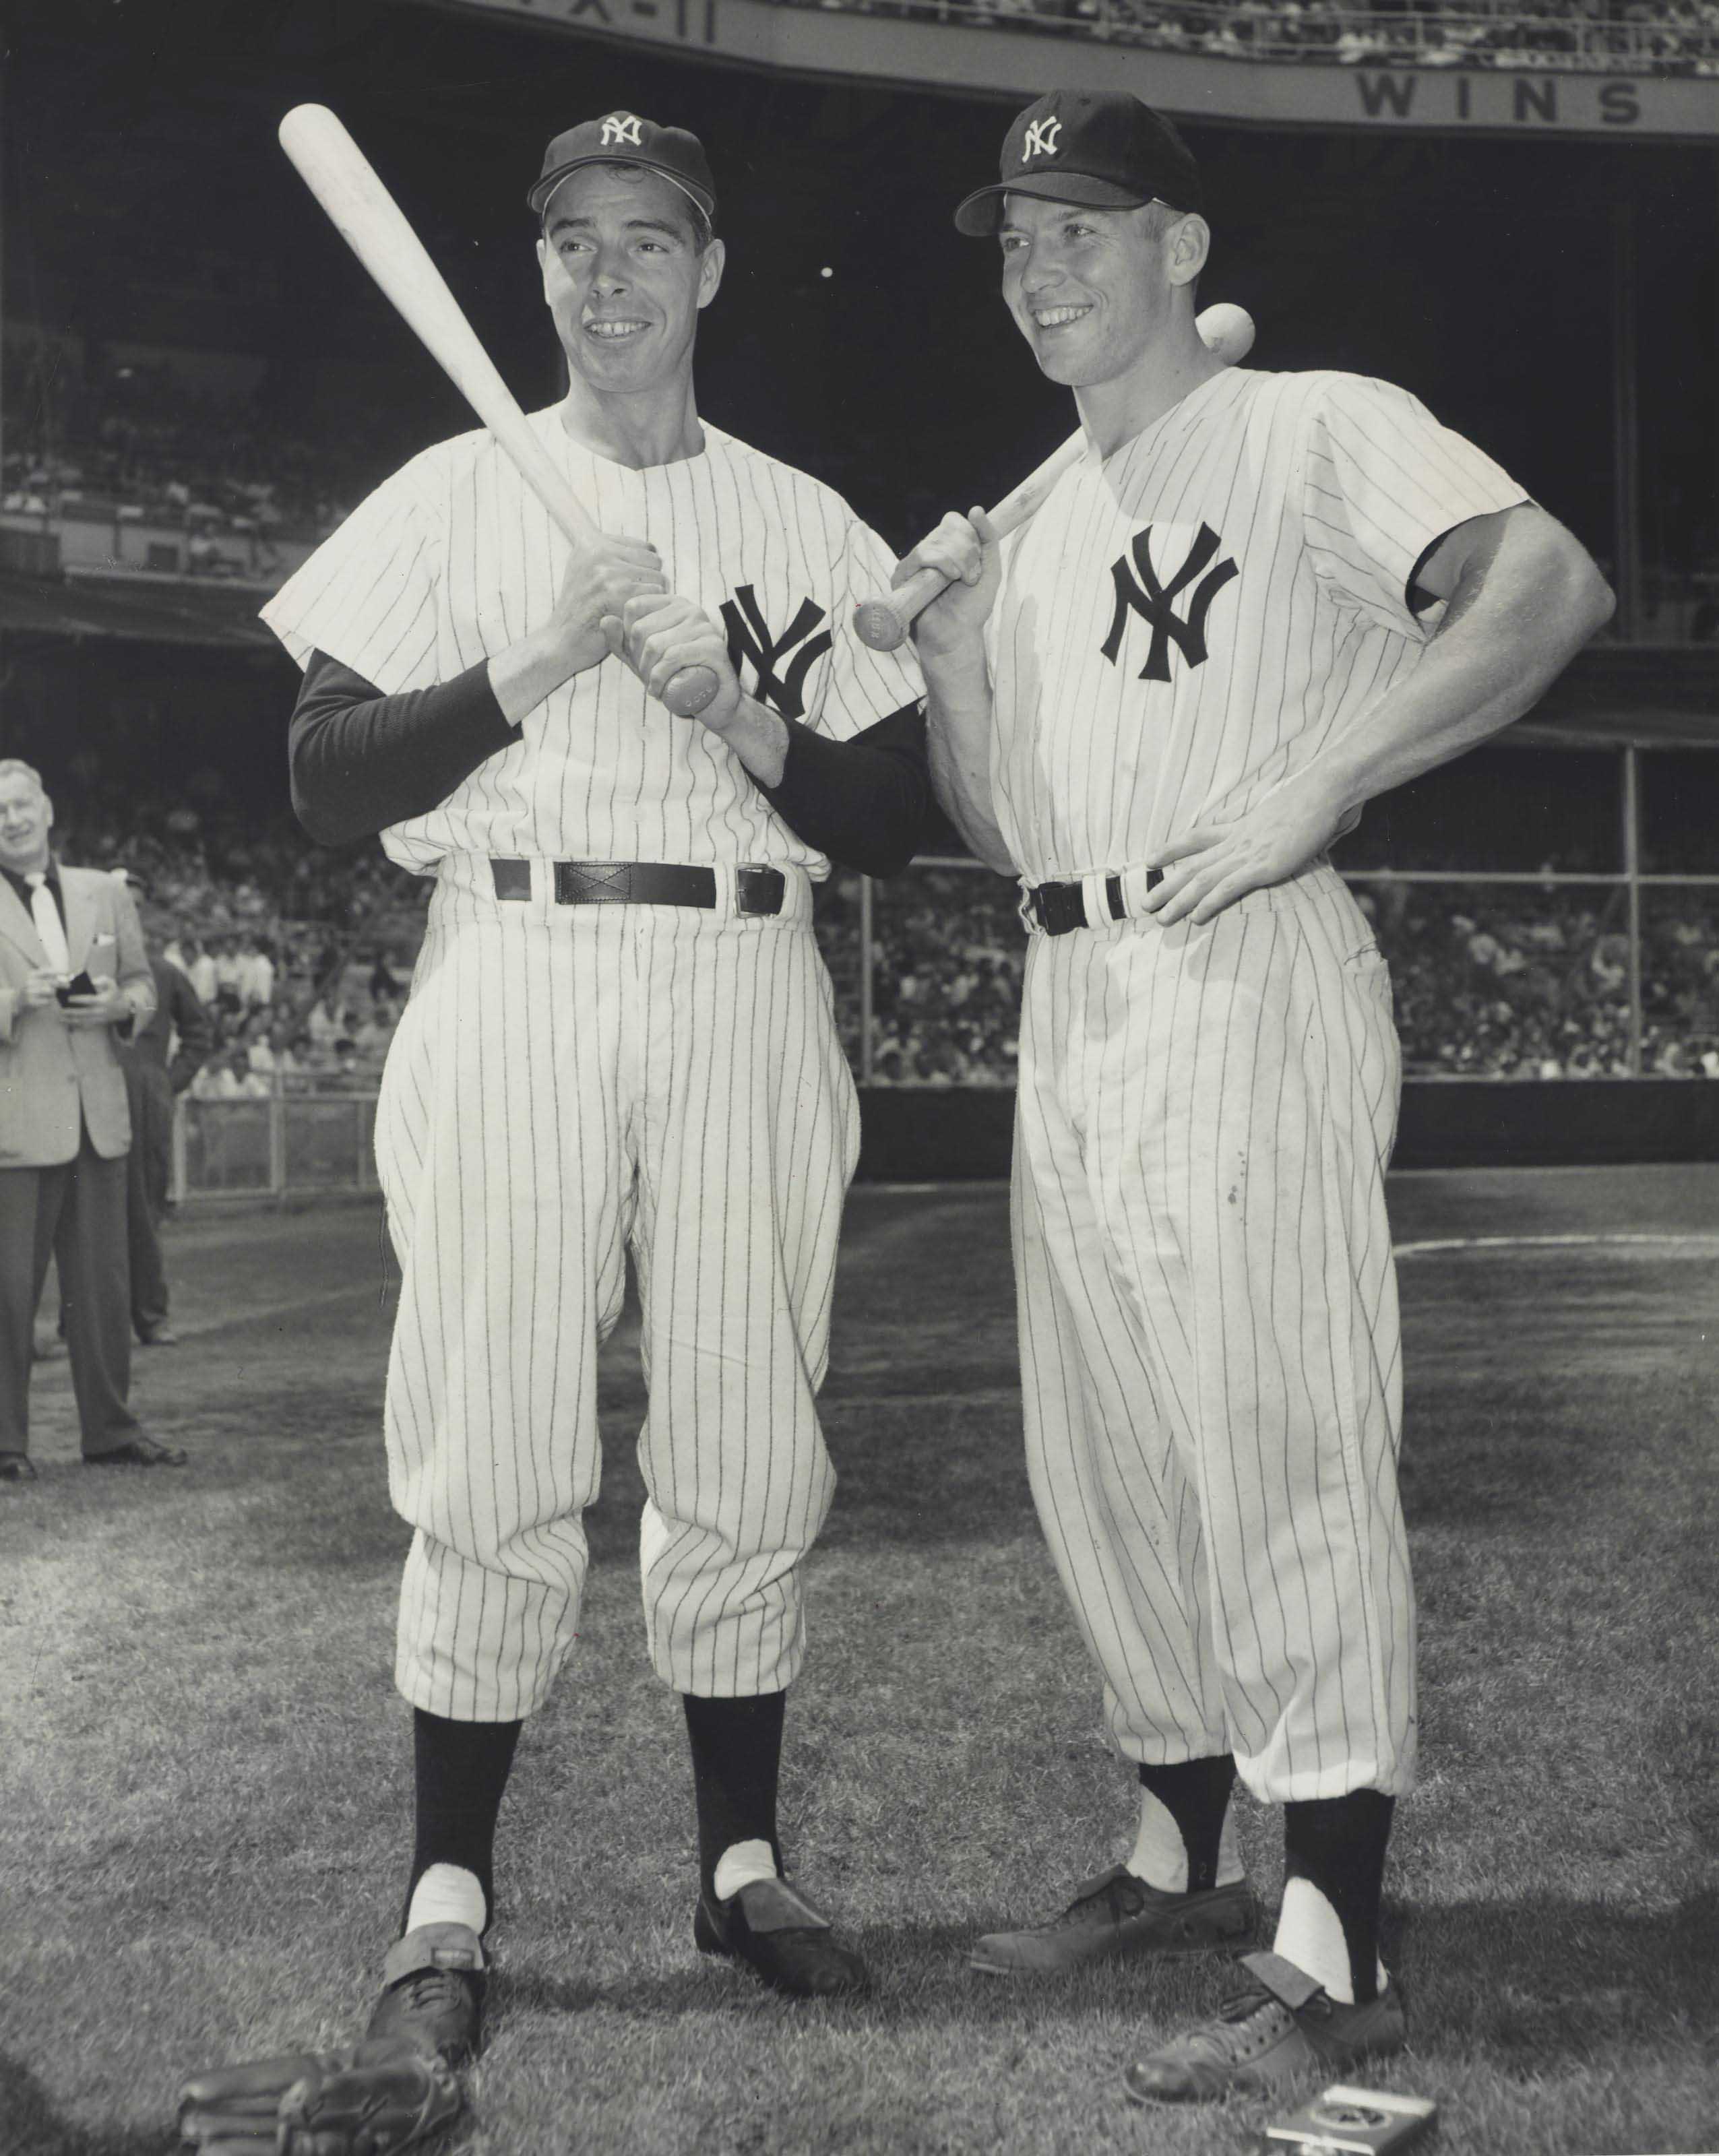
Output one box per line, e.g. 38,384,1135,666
600,113,645,148
1022,117,1062,162
1101,524,1237,683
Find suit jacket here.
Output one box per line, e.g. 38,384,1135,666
0,864,156,1166
123,955,214,1095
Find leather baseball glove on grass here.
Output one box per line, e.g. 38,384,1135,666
177,2038,462,2155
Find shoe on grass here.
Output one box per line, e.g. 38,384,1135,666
971,1866,1256,1976
363,1922,486,2067
1122,1949,1406,2104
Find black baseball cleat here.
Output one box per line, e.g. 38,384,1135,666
970,1866,1256,1976
363,1923,487,2067
1122,1950,1407,2103
694,1876,869,1998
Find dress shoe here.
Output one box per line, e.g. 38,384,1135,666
971,1866,1256,1976
137,1325,180,1347
1122,1950,1407,2103
363,1923,486,2067
0,1454,37,1485
85,1434,188,1467
694,1874,869,1998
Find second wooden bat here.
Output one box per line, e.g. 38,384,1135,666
277,103,719,718
853,301,1256,653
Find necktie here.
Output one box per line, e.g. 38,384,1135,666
25,873,71,976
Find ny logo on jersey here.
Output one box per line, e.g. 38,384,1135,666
1022,117,1062,162
720,586,833,722
600,113,644,148
1100,523,1238,684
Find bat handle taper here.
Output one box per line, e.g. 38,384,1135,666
854,565,948,654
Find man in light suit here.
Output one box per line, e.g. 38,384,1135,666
0,761,186,1481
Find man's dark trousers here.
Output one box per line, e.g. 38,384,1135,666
125,1058,173,1338
0,1129,141,1459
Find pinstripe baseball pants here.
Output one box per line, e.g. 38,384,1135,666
374,856,859,1722
1011,863,1414,1804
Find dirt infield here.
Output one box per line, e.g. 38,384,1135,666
2,1170,1715,2155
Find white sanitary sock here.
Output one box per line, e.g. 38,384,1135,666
713,1838,779,1903
1125,1786,1246,1893
1272,1876,1387,2005
405,1861,487,1937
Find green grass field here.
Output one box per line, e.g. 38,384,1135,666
2,1170,1716,2156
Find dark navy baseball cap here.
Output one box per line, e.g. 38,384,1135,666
955,91,1204,236
529,111,717,226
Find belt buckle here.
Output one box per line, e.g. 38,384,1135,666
737,866,786,918
1035,881,1086,937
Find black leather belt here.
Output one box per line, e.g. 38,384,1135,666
1026,868,1162,936
490,860,786,916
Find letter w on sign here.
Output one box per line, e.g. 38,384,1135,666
720,586,832,720
1100,524,1238,684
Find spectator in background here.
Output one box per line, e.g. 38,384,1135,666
192,1046,272,1100
182,932,218,1008
0,762,185,1479
305,988,343,1052
210,932,243,1016
237,932,275,1011
111,868,212,1348
247,1021,303,1091
369,950,401,1003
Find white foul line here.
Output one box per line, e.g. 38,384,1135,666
1394,1232,1719,1258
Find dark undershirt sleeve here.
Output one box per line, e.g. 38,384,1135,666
288,649,518,846
756,701,931,879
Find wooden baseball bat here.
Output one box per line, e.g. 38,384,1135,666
277,104,719,719
853,301,1257,653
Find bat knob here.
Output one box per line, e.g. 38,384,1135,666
661,663,722,719
853,599,908,653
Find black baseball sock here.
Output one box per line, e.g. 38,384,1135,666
1135,1754,1238,1893
683,1691,786,1901
1281,1789,1396,2004
402,1707,523,1938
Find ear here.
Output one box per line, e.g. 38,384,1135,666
42,795,55,833
1165,214,1211,290
537,234,558,308
695,235,726,312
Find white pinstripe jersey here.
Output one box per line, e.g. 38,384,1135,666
985,368,1528,885
261,410,923,875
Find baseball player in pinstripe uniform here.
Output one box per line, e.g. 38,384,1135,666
258,113,927,2059
909,91,1612,2101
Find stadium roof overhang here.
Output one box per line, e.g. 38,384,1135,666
0,573,281,653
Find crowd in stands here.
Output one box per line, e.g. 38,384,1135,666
52,781,425,1100
2,354,380,558
817,868,1719,1082
816,0,1719,74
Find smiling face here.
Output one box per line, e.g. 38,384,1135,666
999,193,1204,389
537,164,724,398
0,768,53,877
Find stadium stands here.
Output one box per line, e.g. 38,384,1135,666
795,0,1719,75
820,864,1719,1083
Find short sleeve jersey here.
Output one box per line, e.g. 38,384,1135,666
984,369,1529,885
261,412,923,876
